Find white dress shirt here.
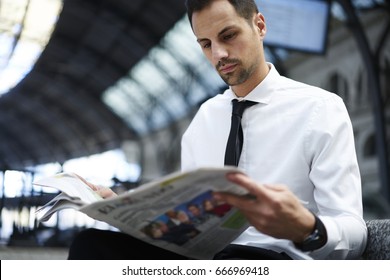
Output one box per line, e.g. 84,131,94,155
181,64,367,259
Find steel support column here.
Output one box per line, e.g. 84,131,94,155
336,0,390,202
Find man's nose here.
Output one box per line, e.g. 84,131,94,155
212,44,228,65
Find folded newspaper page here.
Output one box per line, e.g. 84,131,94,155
34,166,250,259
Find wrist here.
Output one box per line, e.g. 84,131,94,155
294,213,327,251
296,212,316,243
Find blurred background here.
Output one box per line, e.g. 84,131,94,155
0,0,389,259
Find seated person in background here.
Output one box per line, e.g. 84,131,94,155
203,198,232,217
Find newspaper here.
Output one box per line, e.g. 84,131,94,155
34,166,250,259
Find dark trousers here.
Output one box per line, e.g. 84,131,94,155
68,228,292,260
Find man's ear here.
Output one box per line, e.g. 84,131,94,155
254,13,266,37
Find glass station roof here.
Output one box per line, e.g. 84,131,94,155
103,16,225,135
0,0,63,95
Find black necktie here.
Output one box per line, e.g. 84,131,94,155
224,99,257,166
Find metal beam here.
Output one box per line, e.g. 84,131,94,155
336,0,390,202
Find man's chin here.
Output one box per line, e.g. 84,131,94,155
220,74,235,86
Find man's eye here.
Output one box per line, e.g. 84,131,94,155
224,33,235,40
202,43,211,49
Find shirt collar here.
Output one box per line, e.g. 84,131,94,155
223,63,279,104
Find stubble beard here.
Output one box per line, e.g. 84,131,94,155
217,59,256,86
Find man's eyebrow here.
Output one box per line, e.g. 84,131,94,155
197,38,209,43
196,25,237,43
218,26,236,36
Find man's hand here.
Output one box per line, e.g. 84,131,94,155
214,172,315,243
73,173,117,199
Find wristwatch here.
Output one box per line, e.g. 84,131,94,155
294,214,327,251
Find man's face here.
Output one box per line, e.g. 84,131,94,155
191,0,265,87
189,205,201,216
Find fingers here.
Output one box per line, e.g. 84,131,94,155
214,173,290,211
225,172,279,202
96,188,117,199
73,173,99,191
213,190,256,211
72,172,116,198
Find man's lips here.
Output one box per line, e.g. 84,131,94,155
219,64,237,74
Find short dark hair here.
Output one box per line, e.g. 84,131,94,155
185,0,259,27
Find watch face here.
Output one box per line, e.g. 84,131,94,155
300,229,325,251
294,215,327,251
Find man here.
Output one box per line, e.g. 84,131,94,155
68,0,367,260
180,0,367,259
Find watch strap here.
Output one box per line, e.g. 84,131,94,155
294,213,328,252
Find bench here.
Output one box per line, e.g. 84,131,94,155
362,219,390,259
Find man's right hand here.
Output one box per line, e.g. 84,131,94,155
73,173,118,199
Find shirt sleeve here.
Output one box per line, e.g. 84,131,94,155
181,112,201,172
181,128,195,172
304,94,367,259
